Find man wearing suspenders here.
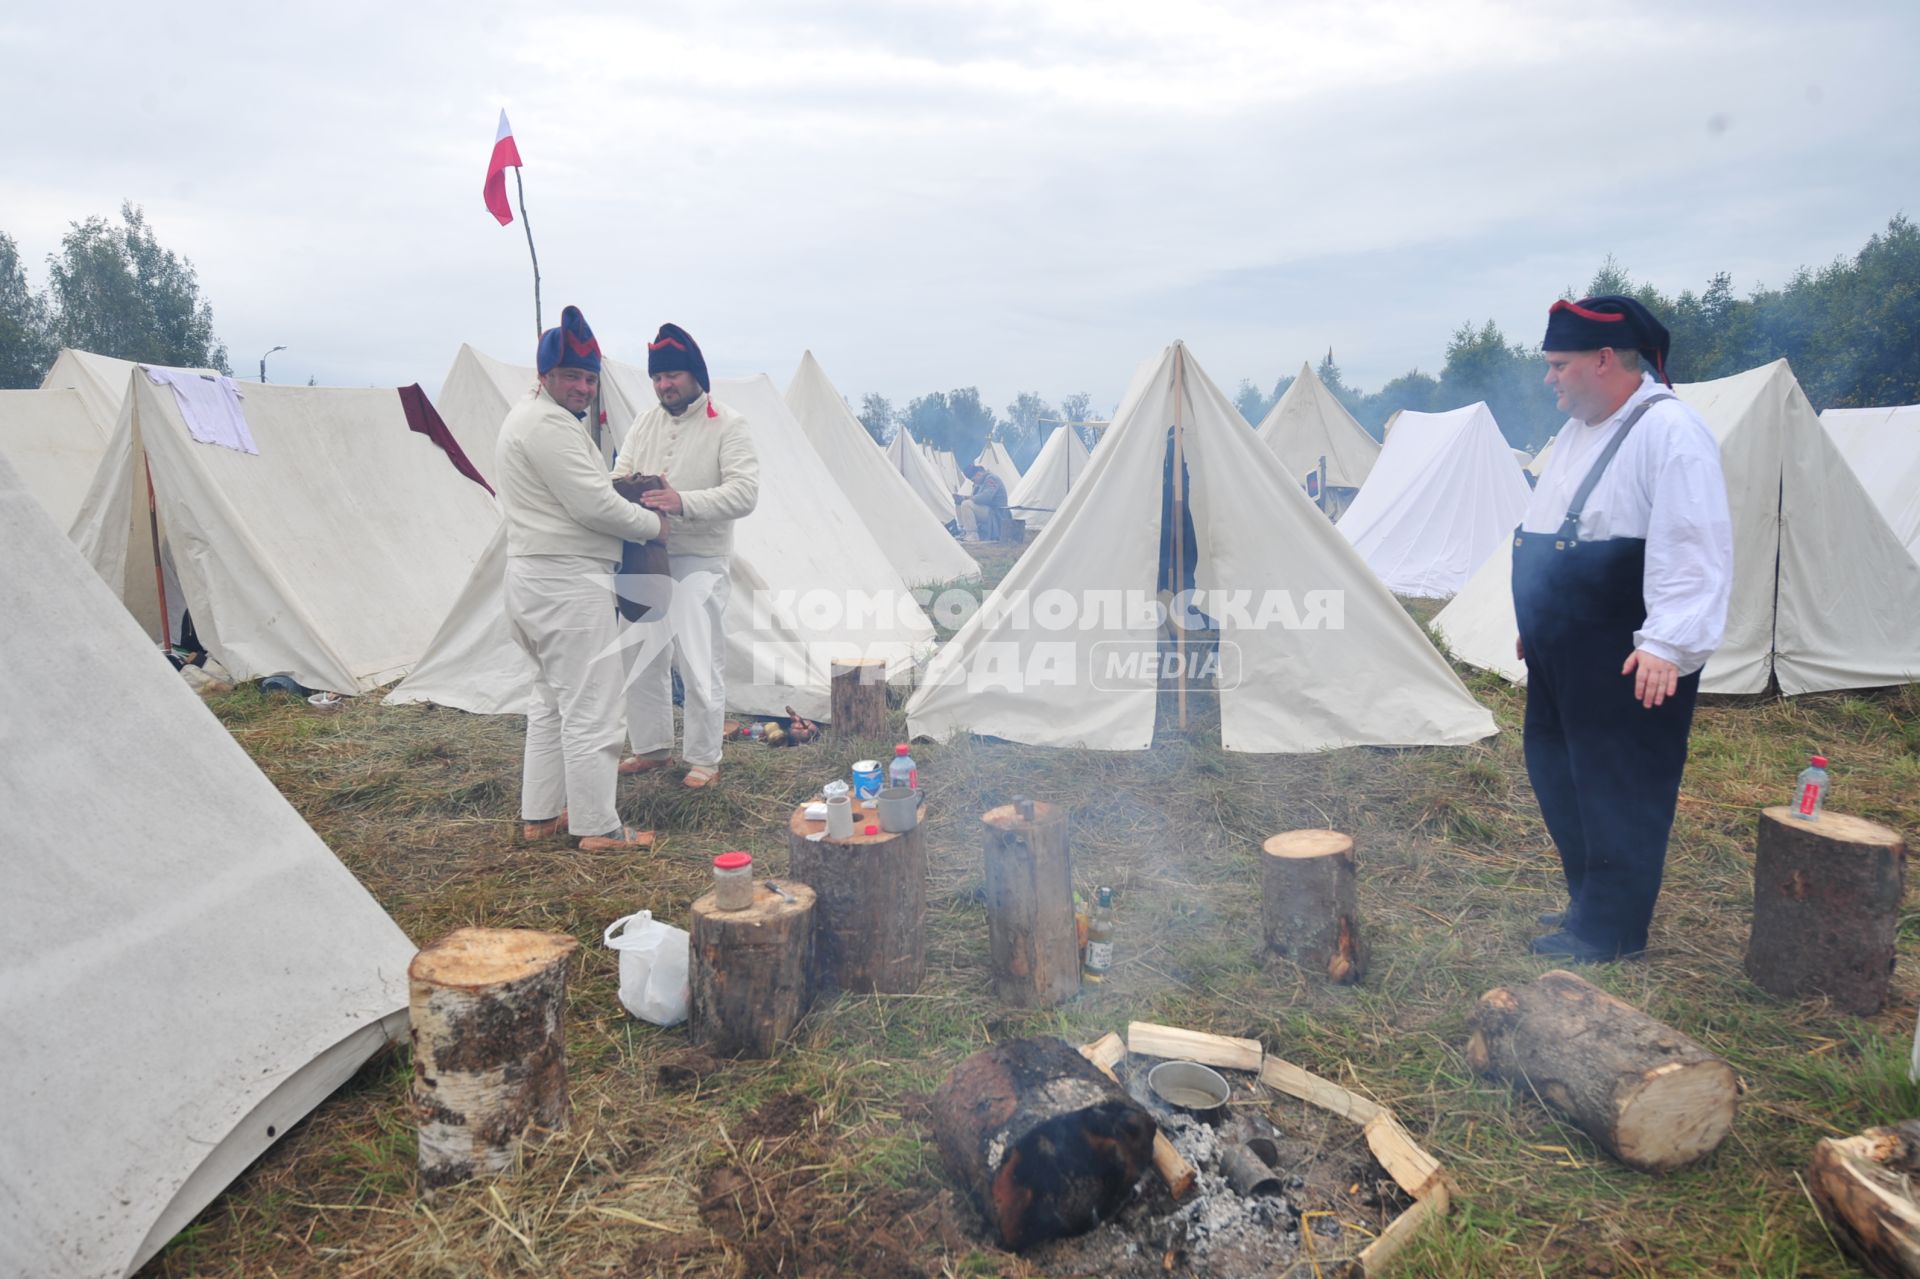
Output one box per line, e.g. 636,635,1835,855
1515,296,1733,961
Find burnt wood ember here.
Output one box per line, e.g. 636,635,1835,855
1746,806,1906,1015
932,1036,1157,1250
1467,968,1738,1173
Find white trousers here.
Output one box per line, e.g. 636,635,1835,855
505,554,625,837
623,554,732,767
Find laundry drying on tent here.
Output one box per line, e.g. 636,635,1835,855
0,450,416,1279
1335,401,1531,597
1434,359,1920,694
905,341,1495,753
784,349,979,584
66,362,499,694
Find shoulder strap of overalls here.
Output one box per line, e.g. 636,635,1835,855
1556,393,1676,543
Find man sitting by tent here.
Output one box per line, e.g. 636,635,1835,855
1517,295,1731,962
956,462,1009,542
496,305,659,851
615,324,760,790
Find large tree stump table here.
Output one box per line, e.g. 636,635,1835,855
787,802,927,993
689,881,816,1058
1746,806,1907,1015
408,927,578,1192
1260,829,1367,985
982,800,1081,1007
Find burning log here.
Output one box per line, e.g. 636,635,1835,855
1745,807,1906,1015
787,803,927,993
1079,1032,1197,1199
1808,1121,1920,1279
828,658,888,739
982,800,1081,1008
933,1036,1158,1250
689,881,815,1058
1467,969,1738,1173
1260,829,1367,984
408,928,578,1191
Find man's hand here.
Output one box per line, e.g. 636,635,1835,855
640,481,683,515
1515,635,1525,662
1622,649,1680,708
653,513,668,543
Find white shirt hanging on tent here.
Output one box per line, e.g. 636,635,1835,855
144,366,256,454
1522,373,1733,675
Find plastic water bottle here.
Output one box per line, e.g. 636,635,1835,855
1793,754,1829,821
890,743,917,791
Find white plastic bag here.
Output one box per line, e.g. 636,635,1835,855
604,911,690,1026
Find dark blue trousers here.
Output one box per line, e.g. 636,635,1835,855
1514,533,1700,953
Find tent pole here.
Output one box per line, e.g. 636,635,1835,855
144,456,172,651
1173,346,1187,732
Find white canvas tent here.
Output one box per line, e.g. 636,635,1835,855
0,451,414,1279
1822,404,1920,559
975,439,1023,489
437,343,629,478
38,348,172,432
1006,424,1092,529
68,369,500,692
1336,402,1531,597
0,387,112,528
1433,360,1920,694
905,342,1495,752
886,426,960,523
389,370,936,719
927,444,963,490
1254,361,1381,492
783,351,978,584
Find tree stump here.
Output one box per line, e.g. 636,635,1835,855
829,658,889,739
1809,1121,1920,1279
408,927,579,1191
932,1035,1158,1250
1746,806,1907,1015
787,802,926,993
982,801,1080,1007
1260,830,1367,984
1466,968,1738,1173
689,881,815,1058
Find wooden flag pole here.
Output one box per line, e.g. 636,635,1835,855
514,168,542,337
1172,345,1188,731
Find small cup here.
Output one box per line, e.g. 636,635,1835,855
825,794,855,838
877,785,924,833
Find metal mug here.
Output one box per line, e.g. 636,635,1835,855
876,786,924,833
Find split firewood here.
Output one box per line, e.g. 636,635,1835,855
1467,969,1738,1173
1809,1120,1920,1279
1127,1022,1263,1073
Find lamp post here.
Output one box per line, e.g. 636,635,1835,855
259,345,287,384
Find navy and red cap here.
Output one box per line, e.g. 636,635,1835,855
647,322,711,393
1543,294,1672,386
536,304,601,375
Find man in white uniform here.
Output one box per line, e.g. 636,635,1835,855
495,306,661,849
1515,295,1732,960
616,323,759,789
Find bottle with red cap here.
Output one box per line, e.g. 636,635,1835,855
890,743,918,791
1793,754,1829,821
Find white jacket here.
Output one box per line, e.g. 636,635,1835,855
496,385,660,560
614,391,759,559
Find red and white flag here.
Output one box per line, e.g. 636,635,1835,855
483,109,522,226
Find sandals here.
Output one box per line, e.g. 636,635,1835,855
577,826,657,852
683,765,721,789
619,752,674,776
520,810,568,841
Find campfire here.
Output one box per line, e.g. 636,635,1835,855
932,1023,1449,1277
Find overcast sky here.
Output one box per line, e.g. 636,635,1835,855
5,1,1916,414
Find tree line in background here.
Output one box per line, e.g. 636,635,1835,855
1232,214,1920,451
0,203,229,388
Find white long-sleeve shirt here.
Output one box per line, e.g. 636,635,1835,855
496,385,661,560
1521,373,1733,675
614,391,759,559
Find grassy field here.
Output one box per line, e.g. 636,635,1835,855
140,545,1920,1278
